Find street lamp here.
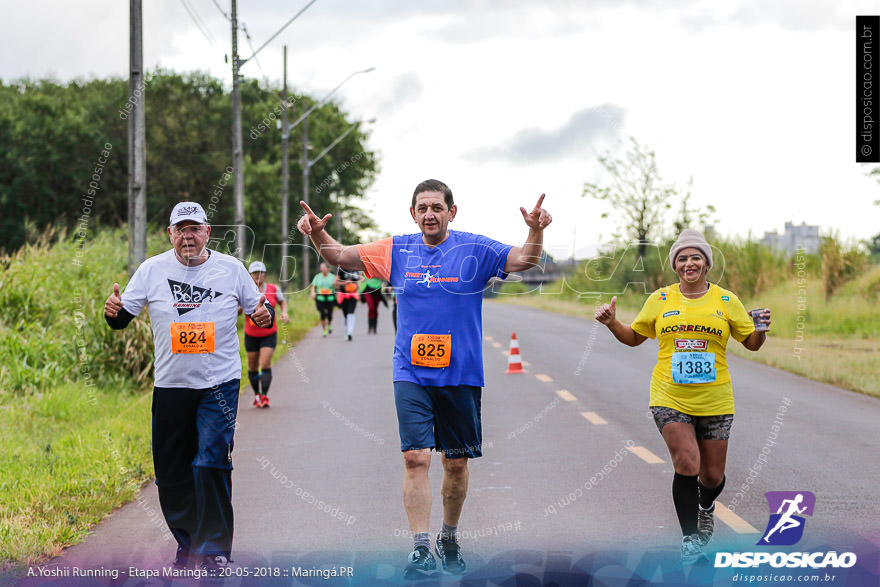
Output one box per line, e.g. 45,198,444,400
300,118,376,288
229,1,319,261
278,66,375,290
287,67,375,135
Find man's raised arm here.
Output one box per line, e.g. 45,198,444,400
504,194,552,273
297,201,365,271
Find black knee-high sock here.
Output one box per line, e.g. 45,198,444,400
259,369,272,394
698,475,726,509
248,370,260,394
673,473,700,536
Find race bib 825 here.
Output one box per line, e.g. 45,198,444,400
410,334,451,368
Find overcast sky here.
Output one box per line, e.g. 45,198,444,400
3,1,879,258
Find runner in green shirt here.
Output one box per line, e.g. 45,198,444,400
310,262,337,337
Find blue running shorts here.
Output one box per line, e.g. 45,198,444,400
393,381,482,459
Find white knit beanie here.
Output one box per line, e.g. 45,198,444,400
669,229,713,270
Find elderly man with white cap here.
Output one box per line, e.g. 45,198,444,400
595,229,771,565
104,201,274,575
243,260,289,409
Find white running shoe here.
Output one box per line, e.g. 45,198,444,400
681,533,703,565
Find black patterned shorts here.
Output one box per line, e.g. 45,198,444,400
651,406,734,440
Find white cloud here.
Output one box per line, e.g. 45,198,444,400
1,0,877,249
467,104,626,164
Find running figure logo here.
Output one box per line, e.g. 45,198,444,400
758,491,816,546
417,270,434,288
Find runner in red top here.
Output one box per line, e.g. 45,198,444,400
244,261,289,408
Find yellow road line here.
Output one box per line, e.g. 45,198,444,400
626,446,665,464
714,502,760,534
535,373,553,383
580,411,607,425
556,390,577,402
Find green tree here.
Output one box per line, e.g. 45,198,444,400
144,69,230,225
583,137,675,259
0,71,379,257
672,177,715,236
869,233,880,257
0,78,127,249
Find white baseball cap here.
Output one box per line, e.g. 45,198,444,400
248,261,267,273
170,202,208,225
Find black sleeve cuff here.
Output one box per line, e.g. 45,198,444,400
248,301,275,328
105,307,136,330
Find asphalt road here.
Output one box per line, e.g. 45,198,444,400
15,301,880,586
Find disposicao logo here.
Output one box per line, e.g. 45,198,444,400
759,491,815,546
714,491,858,570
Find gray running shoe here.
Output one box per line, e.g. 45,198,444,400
403,546,437,580
435,533,467,575
698,504,715,546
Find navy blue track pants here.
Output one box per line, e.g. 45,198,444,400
151,378,239,557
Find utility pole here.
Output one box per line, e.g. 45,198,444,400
298,118,373,288
231,0,246,260
302,117,310,289
335,193,342,241
279,67,374,288
280,45,290,291
128,0,147,275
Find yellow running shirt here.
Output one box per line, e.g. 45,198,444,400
630,283,755,416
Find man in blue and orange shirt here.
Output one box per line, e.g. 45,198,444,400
297,179,551,579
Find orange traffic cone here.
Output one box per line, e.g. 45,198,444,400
506,332,525,374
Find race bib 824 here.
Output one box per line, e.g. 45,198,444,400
170,322,215,354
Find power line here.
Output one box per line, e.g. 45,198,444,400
244,0,318,63
210,0,229,20
180,0,217,45
178,0,218,46
242,23,269,83
240,23,290,108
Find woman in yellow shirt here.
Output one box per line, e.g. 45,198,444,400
595,229,771,564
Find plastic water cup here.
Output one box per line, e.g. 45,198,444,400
749,308,769,332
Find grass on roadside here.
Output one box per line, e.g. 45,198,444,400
0,299,319,573
492,267,880,398
728,335,879,398
0,381,153,568
0,228,320,573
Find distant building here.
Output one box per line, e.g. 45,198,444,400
762,222,820,256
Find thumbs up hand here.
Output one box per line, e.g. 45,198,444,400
250,294,273,328
105,283,123,318
594,295,617,325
